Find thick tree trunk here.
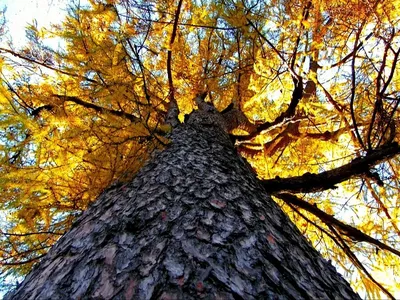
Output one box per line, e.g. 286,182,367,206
6,109,360,299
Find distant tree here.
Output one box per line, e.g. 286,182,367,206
0,0,399,297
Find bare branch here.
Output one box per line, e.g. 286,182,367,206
290,1,312,70
235,77,303,141
54,95,141,123
349,26,367,150
327,225,396,300
325,32,373,69
284,197,395,299
275,193,400,258
0,230,64,237
167,0,183,103
0,254,46,266
262,142,400,193
0,47,97,84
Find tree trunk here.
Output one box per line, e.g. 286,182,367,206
6,109,360,299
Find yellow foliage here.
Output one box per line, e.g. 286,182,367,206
0,0,400,297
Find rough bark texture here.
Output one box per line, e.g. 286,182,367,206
6,109,360,299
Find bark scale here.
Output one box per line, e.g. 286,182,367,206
6,109,360,299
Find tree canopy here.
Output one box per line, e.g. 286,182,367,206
0,0,399,297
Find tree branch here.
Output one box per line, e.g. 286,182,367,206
275,193,400,258
349,26,367,150
52,95,169,138
327,225,396,300
246,18,297,79
0,254,47,266
283,198,395,299
164,0,183,127
262,142,400,193
325,32,373,69
290,1,312,70
167,0,183,103
0,47,97,84
235,18,305,141
54,95,141,123
235,77,303,141
0,230,64,237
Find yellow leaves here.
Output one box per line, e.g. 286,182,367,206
120,23,136,37
0,84,13,112
301,20,311,29
246,68,293,123
222,10,247,28
359,220,375,235
375,0,400,22
190,6,214,27
1,0,399,296
112,43,124,67
324,205,334,216
360,274,381,300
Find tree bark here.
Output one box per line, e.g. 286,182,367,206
6,109,360,299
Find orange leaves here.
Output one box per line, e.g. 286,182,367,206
0,0,399,297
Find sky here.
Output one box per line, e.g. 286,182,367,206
1,0,70,47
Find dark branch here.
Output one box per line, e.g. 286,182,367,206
54,95,169,137
290,1,312,70
235,77,303,141
262,142,400,193
325,32,373,69
54,95,141,123
349,26,367,150
328,225,396,300
165,0,183,126
275,193,400,258
0,47,97,84
0,254,47,266
0,230,64,237
120,16,239,31
221,103,234,114
166,0,183,103
30,104,54,117
283,198,395,299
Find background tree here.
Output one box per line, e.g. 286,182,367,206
0,0,399,297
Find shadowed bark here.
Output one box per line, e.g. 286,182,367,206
5,107,360,299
